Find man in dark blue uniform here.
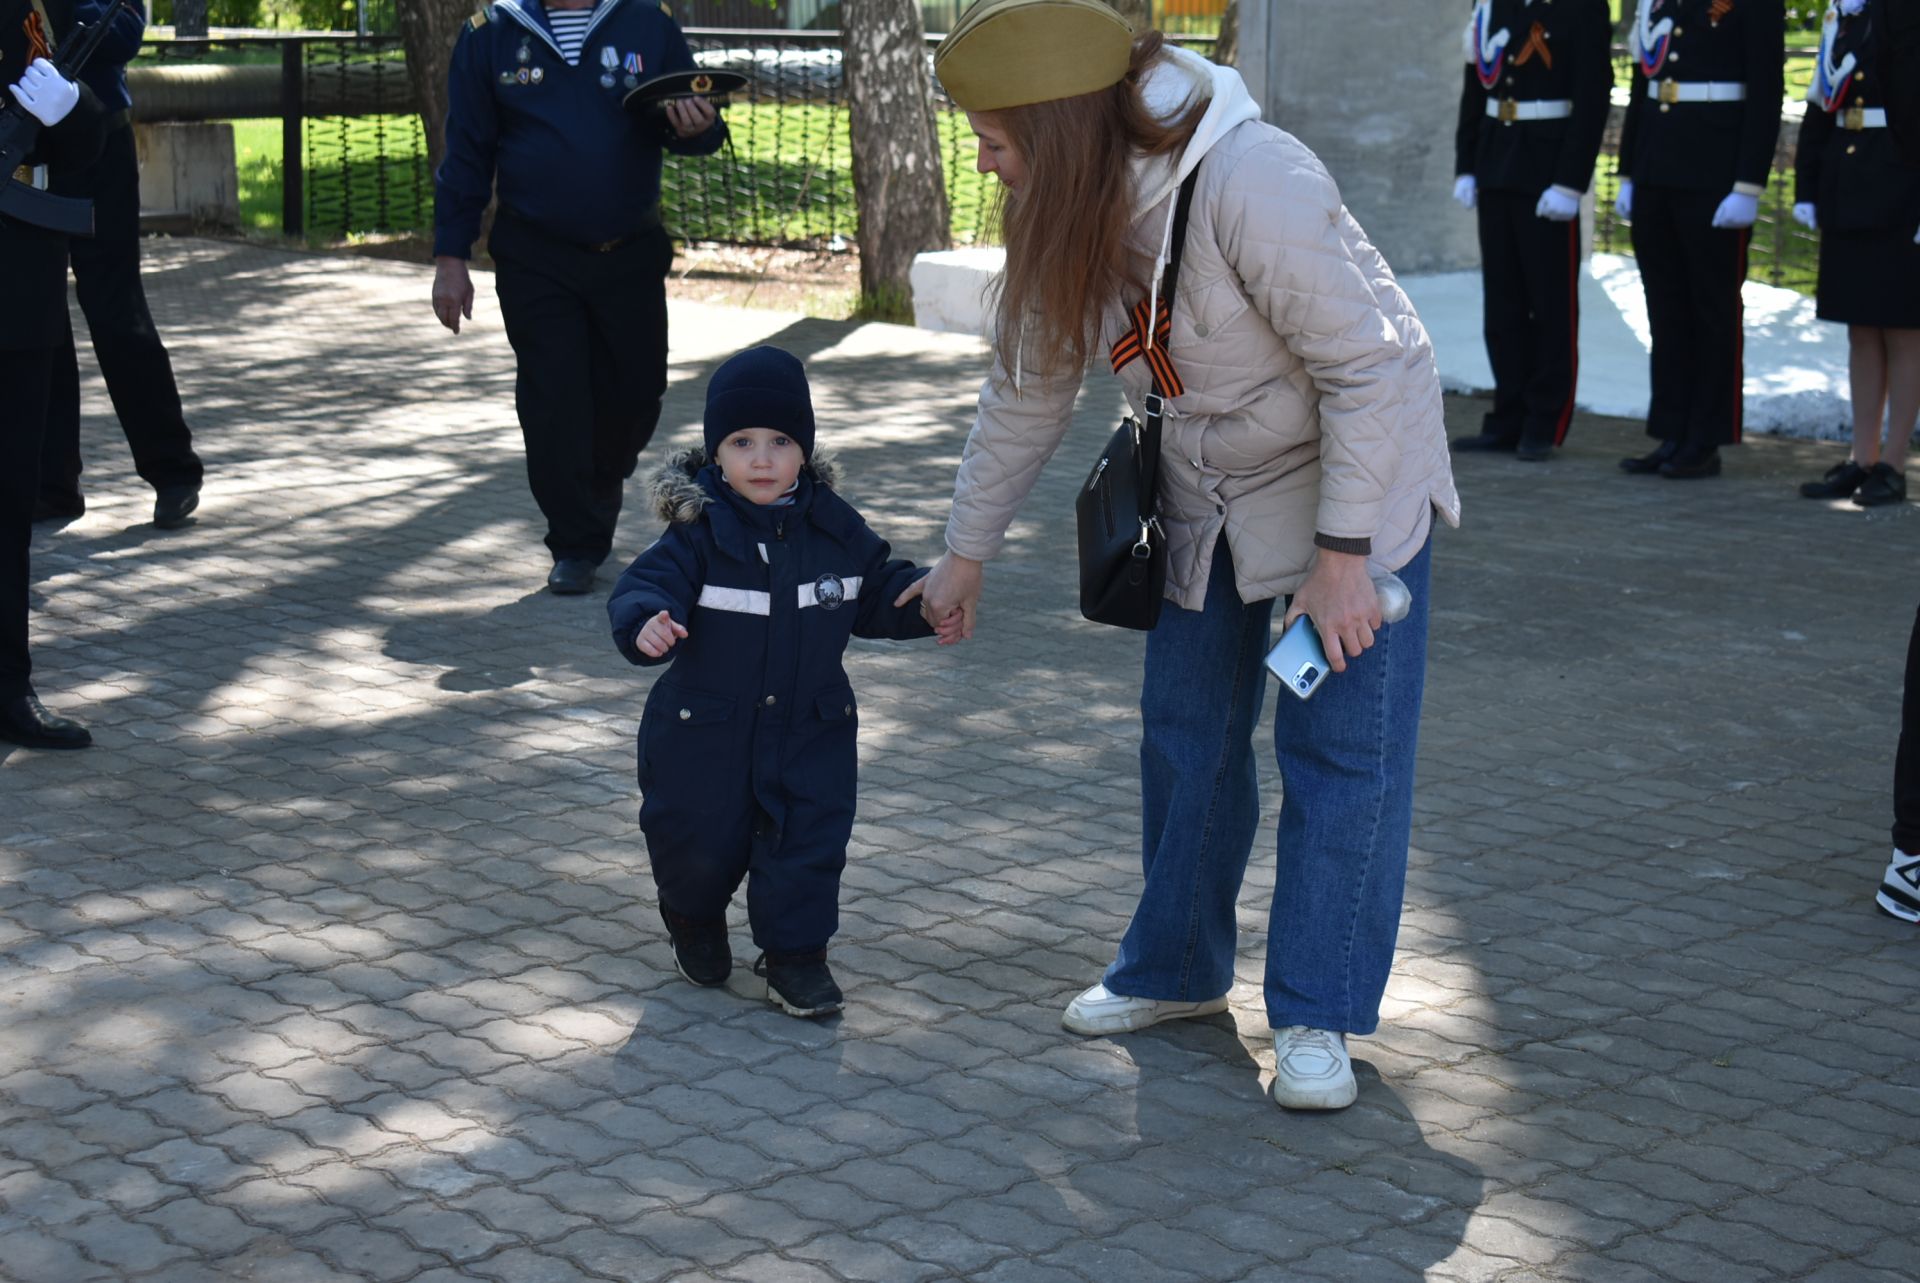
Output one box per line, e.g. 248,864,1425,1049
2,0,106,748
1616,0,1784,480
432,0,726,595
1452,0,1612,462
36,0,203,531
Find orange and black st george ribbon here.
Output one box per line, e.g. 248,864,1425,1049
1109,295,1185,396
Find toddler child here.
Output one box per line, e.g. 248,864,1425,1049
608,345,958,1016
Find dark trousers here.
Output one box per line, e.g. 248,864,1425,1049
489,212,671,565
1477,188,1581,447
1630,184,1750,452
1,347,52,699
1895,604,1920,855
41,123,202,502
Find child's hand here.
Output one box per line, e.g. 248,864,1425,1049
636,610,688,658
931,607,967,646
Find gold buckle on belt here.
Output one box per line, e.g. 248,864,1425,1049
1658,79,1680,105
1497,98,1517,123
1844,103,1867,131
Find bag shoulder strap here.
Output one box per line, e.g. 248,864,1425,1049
1137,165,1203,522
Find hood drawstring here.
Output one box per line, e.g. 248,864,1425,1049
1145,196,1178,354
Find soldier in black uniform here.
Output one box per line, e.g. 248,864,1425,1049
1793,0,1920,508
1615,0,1785,480
36,0,204,531
1452,0,1613,462
1,0,105,748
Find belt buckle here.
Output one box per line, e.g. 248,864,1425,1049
1658,79,1680,105
1498,98,1518,124
1844,103,1866,131
589,235,621,253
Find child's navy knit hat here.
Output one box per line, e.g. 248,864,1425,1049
703,346,816,459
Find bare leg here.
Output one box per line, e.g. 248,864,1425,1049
1850,325,1891,467
1881,327,1920,471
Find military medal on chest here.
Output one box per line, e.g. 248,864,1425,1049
600,45,619,89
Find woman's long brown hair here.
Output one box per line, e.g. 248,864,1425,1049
984,32,1208,381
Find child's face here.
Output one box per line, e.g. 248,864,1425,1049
715,427,805,504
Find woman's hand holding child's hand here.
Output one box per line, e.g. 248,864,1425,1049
636,610,689,658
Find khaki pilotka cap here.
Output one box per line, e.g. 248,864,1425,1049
933,0,1135,112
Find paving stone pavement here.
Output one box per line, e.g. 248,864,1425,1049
3,236,1917,1282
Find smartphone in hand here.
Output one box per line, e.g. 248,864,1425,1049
1265,614,1330,701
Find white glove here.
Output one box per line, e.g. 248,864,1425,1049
1792,202,1817,231
1453,174,1477,211
1615,179,1633,221
9,58,79,128
1712,191,1760,229
1535,186,1581,221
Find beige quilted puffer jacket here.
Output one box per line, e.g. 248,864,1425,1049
945,49,1461,611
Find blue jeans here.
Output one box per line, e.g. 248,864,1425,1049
1104,533,1432,1034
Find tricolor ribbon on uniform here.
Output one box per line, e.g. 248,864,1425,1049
1109,295,1183,396
1812,2,1857,113
1470,0,1509,90
1632,0,1674,78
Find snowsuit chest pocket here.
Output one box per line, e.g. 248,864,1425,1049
638,686,738,796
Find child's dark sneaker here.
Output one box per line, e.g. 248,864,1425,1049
660,906,730,986
752,951,843,1017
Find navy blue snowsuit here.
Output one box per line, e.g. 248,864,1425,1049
608,457,933,954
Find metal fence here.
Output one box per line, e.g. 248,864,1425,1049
134,32,1818,290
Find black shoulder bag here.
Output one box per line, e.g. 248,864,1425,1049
1074,167,1200,631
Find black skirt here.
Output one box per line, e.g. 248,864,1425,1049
1818,224,1920,328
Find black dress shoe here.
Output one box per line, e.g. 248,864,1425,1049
1659,448,1722,480
1450,432,1519,454
0,691,92,750
1514,439,1555,463
547,557,597,595
1619,441,1680,474
153,485,200,529
1801,459,1869,499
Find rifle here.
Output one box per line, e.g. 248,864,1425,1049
0,0,137,235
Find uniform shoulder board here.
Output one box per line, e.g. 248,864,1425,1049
660,1,672,14
468,5,492,30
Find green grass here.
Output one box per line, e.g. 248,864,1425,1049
226,102,1003,247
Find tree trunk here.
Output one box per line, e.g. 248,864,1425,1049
172,0,208,38
395,0,471,182
843,0,949,320
1213,1,1237,66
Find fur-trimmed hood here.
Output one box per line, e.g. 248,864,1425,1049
648,446,840,525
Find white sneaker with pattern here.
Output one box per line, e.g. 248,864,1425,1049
1876,848,1920,923
1271,1026,1358,1110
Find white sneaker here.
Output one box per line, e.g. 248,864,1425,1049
1271,1026,1358,1110
1876,847,1920,923
1060,982,1229,1035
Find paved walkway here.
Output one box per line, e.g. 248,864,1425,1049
4,237,1916,1283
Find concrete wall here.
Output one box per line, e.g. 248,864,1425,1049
136,123,240,230
1258,1,1478,275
